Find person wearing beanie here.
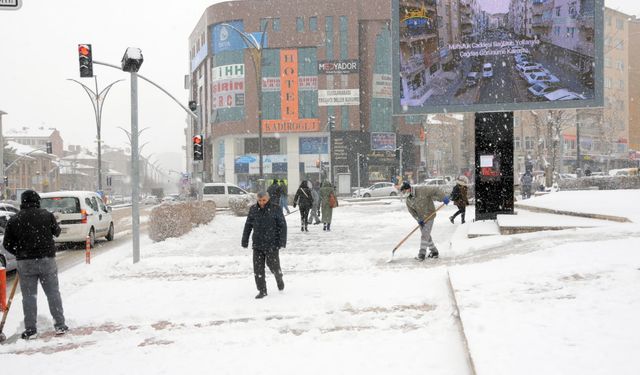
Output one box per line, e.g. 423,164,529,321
2,190,68,339
399,181,450,261
267,178,282,206
449,176,470,224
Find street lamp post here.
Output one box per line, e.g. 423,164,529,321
68,77,123,192
221,20,269,191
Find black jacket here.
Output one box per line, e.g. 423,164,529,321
3,204,61,260
293,185,313,209
267,183,282,204
242,201,287,251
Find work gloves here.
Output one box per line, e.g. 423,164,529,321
443,196,450,205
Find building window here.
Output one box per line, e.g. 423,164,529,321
555,6,561,17
309,16,318,32
606,15,612,26
604,57,611,68
260,18,268,31
325,16,334,59
525,137,535,150
619,80,624,90
340,16,348,59
616,18,624,30
272,18,281,31
604,78,611,88
514,137,522,150
566,27,575,38
296,17,304,32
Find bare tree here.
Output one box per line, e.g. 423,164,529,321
530,109,576,186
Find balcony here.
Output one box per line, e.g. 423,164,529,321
532,18,552,28
576,11,595,29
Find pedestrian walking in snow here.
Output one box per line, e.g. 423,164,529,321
520,171,533,199
319,181,338,231
241,191,287,299
2,190,68,339
279,179,290,214
293,180,313,232
449,176,470,224
267,179,282,206
399,182,449,260
308,181,321,225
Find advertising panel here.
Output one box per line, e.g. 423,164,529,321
190,44,208,72
392,0,604,114
235,155,288,175
212,21,268,54
372,73,393,99
318,59,359,74
211,64,245,109
371,132,397,151
318,89,360,106
299,137,329,154
261,76,318,92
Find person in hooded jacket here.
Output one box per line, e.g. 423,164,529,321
308,181,321,225
293,180,313,232
267,179,281,206
449,176,470,224
2,190,68,339
241,191,287,299
319,181,337,231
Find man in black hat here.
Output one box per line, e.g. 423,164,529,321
3,190,68,339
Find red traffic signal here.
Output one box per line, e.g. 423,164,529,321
78,44,93,78
192,135,202,145
193,134,203,161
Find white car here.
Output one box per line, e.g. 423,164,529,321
482,63,493,78
543,89,586,101
142,195,160,205
352,182,398,198
0,237,17,272
525,71,560,85
516,62,544,72
528,82,563,97
514,54,531,64
202,182,249,208
40,191,114,247
519,66,550,79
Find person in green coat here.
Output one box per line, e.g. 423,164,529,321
319,181,336,231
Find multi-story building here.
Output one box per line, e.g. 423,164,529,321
4,141,59,197
4,126,64,158
188,0,424,192
629,18,640,158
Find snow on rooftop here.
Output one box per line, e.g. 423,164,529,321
62,150,98,161
5,126,56,138
5,140,47,156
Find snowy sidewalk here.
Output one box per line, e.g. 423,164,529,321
1,199,639,375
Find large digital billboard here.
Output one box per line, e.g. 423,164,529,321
392,0,604,114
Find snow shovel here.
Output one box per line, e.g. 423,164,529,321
387,203,446,263
0,274,19,343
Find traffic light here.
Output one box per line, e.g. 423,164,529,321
78,44,93,78
3,176,8,186
328,115,336,131
193,134,203,161
46,141,53,154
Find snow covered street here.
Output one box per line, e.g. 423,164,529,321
1,191,640,375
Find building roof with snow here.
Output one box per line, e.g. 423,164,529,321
5,126,58,138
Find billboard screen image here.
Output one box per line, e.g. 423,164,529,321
392,0,604,114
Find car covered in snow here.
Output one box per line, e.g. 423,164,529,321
543,89,586,101
482,63,493,78
528,82,563,97
525,72,560,85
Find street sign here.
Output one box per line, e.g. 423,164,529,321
0,0,22,10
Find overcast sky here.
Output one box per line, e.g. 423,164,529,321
1,0,639,173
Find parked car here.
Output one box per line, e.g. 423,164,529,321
352,182,398,198
422,177,452,186
514,53,531,64
0,237,17,272
528,82,563,97
465,72,480,87
525,71,560,85
142,195,160,205
40,191,115,247
482,63,493,78
519,66,551,79
543,89,586,101
516,62,544,72
202,182,249,208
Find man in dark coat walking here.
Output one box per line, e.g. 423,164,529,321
241,191,287,299
2,190,68,339
267,179,281,206
293,180,313,232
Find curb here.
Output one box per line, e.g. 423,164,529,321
514,203,631,223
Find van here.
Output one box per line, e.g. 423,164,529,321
202,182,249,208
40,191,115,247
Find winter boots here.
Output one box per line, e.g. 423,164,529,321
449,216,455,224
255,291,268,299
427,250,439,259
326,223,331,231
323,223,327,231
276,276,285,291
415,250,439,261
21,329,38,340
55,324,69,336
